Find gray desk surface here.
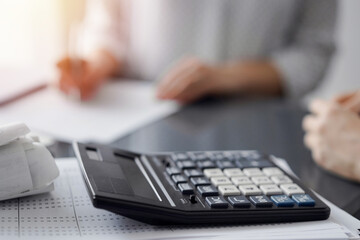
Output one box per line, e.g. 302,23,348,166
48,97,360,219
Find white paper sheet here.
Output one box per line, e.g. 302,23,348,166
0,158,357,240
0,67,47,105
0,80,178,143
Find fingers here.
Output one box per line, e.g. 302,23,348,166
309,99,332,115
342,91,360,112
334,91,356,104
57,58,104,101
302,115,322,132
157,58,213,102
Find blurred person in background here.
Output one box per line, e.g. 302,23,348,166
303,90,360,183
57,0,337,103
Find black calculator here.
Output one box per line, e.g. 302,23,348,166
73,142,330,225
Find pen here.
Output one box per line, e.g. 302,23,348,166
0,83,47,107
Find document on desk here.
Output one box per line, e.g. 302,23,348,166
0,158,358,240
0,80,179,143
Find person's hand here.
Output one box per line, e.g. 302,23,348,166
303,98,360,182
334,90,360,112
156,57,283,104
57,50,120,101
156,58,223,103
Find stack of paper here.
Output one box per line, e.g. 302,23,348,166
0,158,358,240
0,80,179,143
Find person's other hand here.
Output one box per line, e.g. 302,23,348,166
303,98,360,182
156,58,222,104
156,57,283,104
334,90,360,112
57,50,120,101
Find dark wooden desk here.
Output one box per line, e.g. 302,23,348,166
49,97,360,219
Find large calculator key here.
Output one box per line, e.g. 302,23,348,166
251,176,273,185
231,176,253,186
270,195,295,207
243,168,264,177
204,168,224,178
218,185,240,196
239,185,262,196
197,185,219,197
292,194,315,206
178,183,194,194
172,175,187,184
205,196,229,209
249,195,273,207
197,160,216,169
259,184,283,195
184,169,204,178
176,160,196,169
166,167,181,176
190,177,211,186
211,177,232,186
224,168,244,177
280,183,305,196
271,175,293,185
262,167,284,177
228,196,251,208
216,160,235,169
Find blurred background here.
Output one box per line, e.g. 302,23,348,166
0,0,359,102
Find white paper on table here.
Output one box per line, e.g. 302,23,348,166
0,80,179,143
0,67,48,104
0,158,358,240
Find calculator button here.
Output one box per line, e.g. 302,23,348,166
249,195,273,207
172,175,187,184
178,183,194,194
243,168,264,177
231,176,253,186
262,167,284,176
204,168,224,178
252,160,274,168
209,152,225,161
190,177,211,186
270,195,295,207
184,169,204,178
166,167,181,176
197,185,219,197
259,184,283,195
270,175,293,185
251,176,273,185
190,152,209,161
239,185,262,196
228,196,251,208
235,160,253,168
211,177,232,186
218,185,241,196
172,153,190,161
205,196,229,208
223,168,244,177
280,184,305,196
197,160,216,169
176,160,196,169
292,194,315,206
216,160,235,169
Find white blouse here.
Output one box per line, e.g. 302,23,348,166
82,0,337,99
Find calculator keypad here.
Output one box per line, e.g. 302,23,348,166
167,151,316,209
